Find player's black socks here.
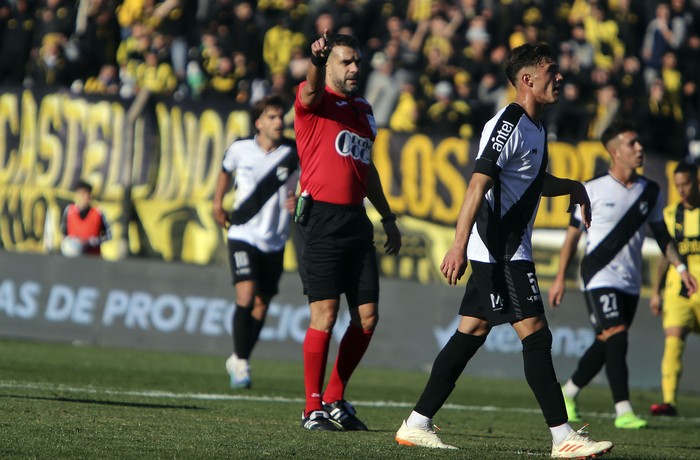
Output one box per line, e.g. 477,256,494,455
605,330,629,403
521,328,567,427
571,339,606,388
249,316,265,351
233,304,254,360
414,331,486,418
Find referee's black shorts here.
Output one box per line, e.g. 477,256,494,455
460,260,545,326
295,201,379,306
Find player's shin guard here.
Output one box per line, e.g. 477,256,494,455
414,331,485,418
661,335,685,406
233,304,254,359
605,330,629,403
323,324,374,403
522,328,567,427
571,339,606,389
303,328,331,415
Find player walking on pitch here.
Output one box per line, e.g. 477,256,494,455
394,42,614,458
549,121,697,429
649,162,700,416
213,95,299,389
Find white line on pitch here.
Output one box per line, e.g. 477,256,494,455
1,380,699,423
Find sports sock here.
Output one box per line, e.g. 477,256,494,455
248,316,265,356
562,380,581,400
571,339,606,389
233,305,253,360
303,328,331,416
661,335,684,406
521,328,568,427
406,411,432,430
413,331,485,418
323,324,373,403
550,423,574,445
614,400,633,416
605,330,629,403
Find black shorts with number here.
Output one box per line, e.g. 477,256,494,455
295,201,379,306
584,288,639,334
227,239,284,297
460,260,545,325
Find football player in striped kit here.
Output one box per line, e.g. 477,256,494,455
213,95,299,390
649,161,700,416
395,43,613,458
550,121,698,429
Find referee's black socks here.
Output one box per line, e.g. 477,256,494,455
521,327,567,427
414,331,485,418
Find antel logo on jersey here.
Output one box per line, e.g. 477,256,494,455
335,130,372,164
491,120,515,152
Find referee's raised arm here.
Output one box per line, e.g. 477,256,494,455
300,28,330,109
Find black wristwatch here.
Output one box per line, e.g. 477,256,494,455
381,213,397,224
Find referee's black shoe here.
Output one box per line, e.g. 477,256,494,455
323,400,368,431
301,410,339,431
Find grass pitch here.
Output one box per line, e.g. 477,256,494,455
1,339,699,459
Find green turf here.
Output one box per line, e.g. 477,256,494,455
1,339,699,459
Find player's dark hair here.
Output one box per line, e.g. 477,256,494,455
328,34,360,51
251,95,286,122
601,120,636,147
674,161,698,180
75,179,92,194
504,42,555,86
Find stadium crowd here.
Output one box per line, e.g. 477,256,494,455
1,0,699,159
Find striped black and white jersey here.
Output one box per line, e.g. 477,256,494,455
467,103,548,263
222,136,299,253
571,173,664,294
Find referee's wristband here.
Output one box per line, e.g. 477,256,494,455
381,213,397,224
675,263,688,274
311,54,328,67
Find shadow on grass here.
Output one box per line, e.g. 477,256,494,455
0,394,204,410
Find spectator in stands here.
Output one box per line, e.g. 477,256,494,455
679,33,700,143
262,16,305,78
389,73,421,134
136,50,177,95
615,56,646,120
426,80,473,139
76,0,120,79
205,55,236,98
230,0,263,79
583,3,624,72
83,64,120,94
642,2,687,86
0,0,34,85
365,51,400,129
26,34,71,87
586,83,620,141
547,81,588,144
638,78,685,158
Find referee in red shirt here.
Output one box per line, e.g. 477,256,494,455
294,30,401,431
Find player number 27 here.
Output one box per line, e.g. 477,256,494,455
599,293,618,313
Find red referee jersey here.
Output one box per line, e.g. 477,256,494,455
294,82,377,205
